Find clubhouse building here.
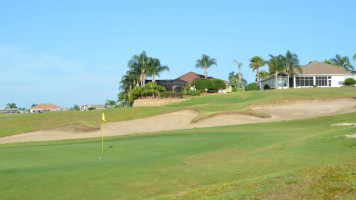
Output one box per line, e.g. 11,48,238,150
260,61,356,90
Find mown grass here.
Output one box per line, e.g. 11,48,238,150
1,111,355,199
1,87,356,137
161,162,355,200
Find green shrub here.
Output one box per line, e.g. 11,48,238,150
246,82,258,91
232,87,244,92
189,90,201,96
344,78,356,86
313,85,317,88
264,85,270,90
88,107,96,110
192,78,215,92
211,79,226,92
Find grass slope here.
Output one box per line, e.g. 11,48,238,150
1,112,355,199
1,87,356,137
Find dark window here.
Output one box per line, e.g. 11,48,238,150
316,76,327,86
296,77,313,86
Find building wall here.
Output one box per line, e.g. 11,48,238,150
261,74,355,89
260,78,288,90
294,74,356,88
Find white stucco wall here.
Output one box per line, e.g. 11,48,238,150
261,74,355,89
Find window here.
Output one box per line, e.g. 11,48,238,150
316,76,327,86
296,77,313,86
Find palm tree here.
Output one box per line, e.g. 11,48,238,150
147,58,169,82
283,50,301,88
259,70,269,80
228,71,247,88
6,103,17,113
128,51,149,87
232,60,242,81
144,82,166,98
353,53,356,62
105,100,117,109
196,54,217,79
268,55,285,89
249,56,266,89
330,54,354,71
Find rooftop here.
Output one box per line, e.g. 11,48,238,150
175,72,214,83
31,104,61,110
294,61,355,75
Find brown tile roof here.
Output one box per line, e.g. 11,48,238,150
295,61,354,75
31,104,61,110
175,72,214,83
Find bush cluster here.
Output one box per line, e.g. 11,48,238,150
246,82,258,91
88,107,96,110
263,85,270,90
192,78,226,93
189,90,201,96
344,78,356,86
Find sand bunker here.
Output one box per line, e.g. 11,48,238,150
1,98,356,144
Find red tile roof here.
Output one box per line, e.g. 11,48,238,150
175,72,214,83
31,104,61,110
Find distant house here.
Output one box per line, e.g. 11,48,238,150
147,72,231,93
260,61,356,90
30,104,61,113
90,104,105,110
80,104,89,111
0,107,19,113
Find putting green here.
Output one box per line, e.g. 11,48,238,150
1,112,355,199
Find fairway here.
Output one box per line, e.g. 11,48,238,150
1,111,355,199
1,87,356,138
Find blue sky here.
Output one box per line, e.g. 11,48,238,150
1,0,355,108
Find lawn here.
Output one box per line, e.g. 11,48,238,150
1,111,355,199
0,87,356,137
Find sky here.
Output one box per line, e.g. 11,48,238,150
1,0,355,108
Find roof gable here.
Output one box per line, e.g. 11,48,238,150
175,72,214,83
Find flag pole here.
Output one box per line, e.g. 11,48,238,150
102,120,104,153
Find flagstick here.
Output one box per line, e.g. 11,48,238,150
102,121,104,153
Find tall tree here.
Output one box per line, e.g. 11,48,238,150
330,54,354,71
283,50,301,88
268,55,285,89
249,56,266,89
128,51,149,87
6,103,17,113
353,53,356,62
147,58,169,82
195,54,217,79
232,60,242,81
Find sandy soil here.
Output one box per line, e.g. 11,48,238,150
1,98,356,144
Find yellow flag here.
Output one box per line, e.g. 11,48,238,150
102,112,106,123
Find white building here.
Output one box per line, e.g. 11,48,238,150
260,61,356,90
0,107,19,113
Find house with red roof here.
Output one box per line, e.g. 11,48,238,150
146,72,231,93
30,104,62,113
